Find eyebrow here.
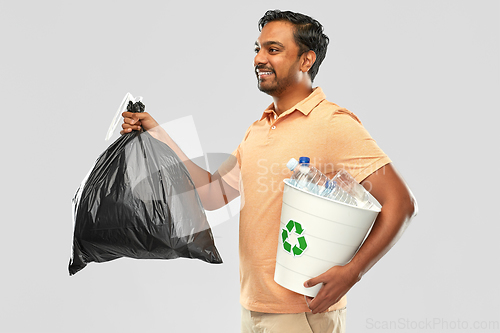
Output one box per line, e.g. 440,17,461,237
255,41,285,49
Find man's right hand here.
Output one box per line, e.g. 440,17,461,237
120,111,159,134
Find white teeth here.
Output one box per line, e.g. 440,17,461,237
258,72,272,75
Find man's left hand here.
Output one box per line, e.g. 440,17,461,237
304,265,359,314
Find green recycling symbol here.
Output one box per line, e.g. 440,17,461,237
281,220,308,257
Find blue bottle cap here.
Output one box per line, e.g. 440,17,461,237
299,156,310,163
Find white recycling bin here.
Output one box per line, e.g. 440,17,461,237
274,179,382,297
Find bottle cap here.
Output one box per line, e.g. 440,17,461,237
299,156,310,164
286,158,299,171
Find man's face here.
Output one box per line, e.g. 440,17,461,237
254,21,303,96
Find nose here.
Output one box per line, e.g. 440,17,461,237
254,49,267,67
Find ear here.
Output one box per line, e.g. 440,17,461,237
300,50,317,73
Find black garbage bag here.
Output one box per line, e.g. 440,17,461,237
69,101,222,275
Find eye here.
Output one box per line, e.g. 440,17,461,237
254,47,260,54
269,48,279,53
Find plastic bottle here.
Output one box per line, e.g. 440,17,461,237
325,180,358,206
330,169,375,209
286,157,331,196
286,158,357,207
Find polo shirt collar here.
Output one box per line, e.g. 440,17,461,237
260,87,326,121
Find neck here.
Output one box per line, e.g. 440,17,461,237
272,84,314,116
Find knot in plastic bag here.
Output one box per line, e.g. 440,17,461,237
127,101,145,113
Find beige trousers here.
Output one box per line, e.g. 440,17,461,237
241,306,346,333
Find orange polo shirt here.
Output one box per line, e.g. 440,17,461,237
219,87,391,313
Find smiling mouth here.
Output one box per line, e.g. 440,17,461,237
256,70,274,79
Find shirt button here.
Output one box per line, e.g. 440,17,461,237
271,126,276,130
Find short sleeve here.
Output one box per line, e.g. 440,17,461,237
218,149,240,190
328,108,392,183
218,123,255,190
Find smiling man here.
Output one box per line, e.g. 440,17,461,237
254,18,320,112
121,10,417,333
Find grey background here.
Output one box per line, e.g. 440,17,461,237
1,0,498,332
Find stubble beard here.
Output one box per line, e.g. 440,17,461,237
257,72,294,97
257,61,300,97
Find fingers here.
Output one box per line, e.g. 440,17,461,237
122,111,149,120
304,266,355,314
306,288,331,314
120,112,144,135
307,282,343,314
305,295,314,308
120,127,137,135
304,272,325,289
122,120,142,129
303,274,325,312
122,112,142,124
123,117,142,127
121,111,158,132
304,276,323,313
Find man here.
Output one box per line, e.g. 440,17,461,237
121,10,417,333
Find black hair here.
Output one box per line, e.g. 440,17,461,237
258,10,329,82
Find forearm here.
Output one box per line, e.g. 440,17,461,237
345,195,417,282
147,125,231,210
147,125,211,188
303,164,417,313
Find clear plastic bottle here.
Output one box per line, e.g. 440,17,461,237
325,180,358,206
287,158,357,207
286,157,331,196
330,169,375,209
